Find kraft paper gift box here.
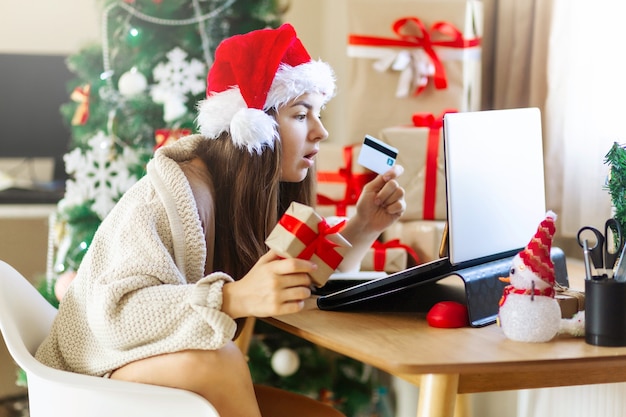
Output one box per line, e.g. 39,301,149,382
383,220,446,263
360,239,420,272
378,111,452,221
265,202,352,287
555,284,585,319
316,143,376,217
345,0,482,142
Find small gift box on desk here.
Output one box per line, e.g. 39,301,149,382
345,0,483,142
383,219,446,263
316,143,376,217
266,202,352,287
379,110,454,221
361,239,420,273
555,283,585,319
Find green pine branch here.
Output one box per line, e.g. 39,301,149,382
605,142,626,232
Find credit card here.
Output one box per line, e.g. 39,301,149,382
357,135,398,175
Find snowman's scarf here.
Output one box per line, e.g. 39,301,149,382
499,284,556,307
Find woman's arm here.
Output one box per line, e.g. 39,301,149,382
336,165,406,272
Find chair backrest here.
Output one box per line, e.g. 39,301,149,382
0,261,57,368
0,260,220,417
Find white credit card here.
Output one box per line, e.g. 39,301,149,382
357,135,398,175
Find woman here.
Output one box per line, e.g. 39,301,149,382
36,24,405,417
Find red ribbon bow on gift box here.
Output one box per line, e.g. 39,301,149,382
278,214,347,270
317,146,376,216
349,16,481,96
411,109,457,220
372,239,420,271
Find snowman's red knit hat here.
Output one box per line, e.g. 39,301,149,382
519,211,557,285
196,23,336,154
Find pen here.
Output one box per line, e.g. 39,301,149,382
583,239,593,280
614,243,626,282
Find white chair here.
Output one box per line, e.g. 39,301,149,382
0,260,220,417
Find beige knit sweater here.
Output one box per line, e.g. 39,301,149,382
35,135,237,376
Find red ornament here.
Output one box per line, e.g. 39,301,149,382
154,128,192,151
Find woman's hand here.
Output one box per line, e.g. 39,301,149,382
354,164,406,234
221,250,316,319
336,165,406,272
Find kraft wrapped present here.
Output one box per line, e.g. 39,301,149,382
316,143,376,217
555,284,585,319
361,239,420,272
383,220,446,263
379,110,454,221
265,202,352,287
345,0,482,142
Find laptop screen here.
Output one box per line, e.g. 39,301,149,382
443,108,547,265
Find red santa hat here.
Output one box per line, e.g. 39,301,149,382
196,23,336,154
519,211,557,286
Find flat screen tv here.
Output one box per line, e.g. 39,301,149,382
0,53,74,185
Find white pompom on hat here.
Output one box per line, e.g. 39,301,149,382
196,23,336,154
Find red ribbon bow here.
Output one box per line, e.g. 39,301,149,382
371,239,420,271
279,214,346,270
349,17,481,96
317,146,376,216
411,109,457,220
71,84,91,126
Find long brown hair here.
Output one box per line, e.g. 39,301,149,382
194,132,315,280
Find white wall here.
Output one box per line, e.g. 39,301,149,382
0,0,100,55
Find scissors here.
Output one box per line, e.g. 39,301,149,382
577,218,624,278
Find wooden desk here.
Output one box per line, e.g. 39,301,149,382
265,260,626,417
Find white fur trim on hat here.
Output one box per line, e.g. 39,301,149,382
265,60,336,110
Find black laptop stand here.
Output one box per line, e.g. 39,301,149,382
319,247,569,328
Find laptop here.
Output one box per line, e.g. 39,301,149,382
317,108,552,322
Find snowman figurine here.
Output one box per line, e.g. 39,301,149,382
498,211,561,342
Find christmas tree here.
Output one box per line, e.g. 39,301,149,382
49,0,283,295
40,1,374,415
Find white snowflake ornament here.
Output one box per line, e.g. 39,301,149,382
62,131,141,220
151,47,206,122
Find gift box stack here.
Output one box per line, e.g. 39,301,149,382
315,0,483,272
